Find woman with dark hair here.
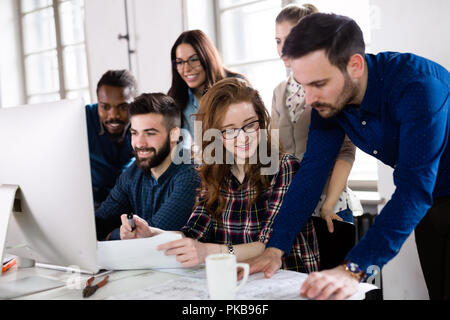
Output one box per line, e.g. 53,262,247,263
120,78,320,274
273,4,361,232
167,29,245,148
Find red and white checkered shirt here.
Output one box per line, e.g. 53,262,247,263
182,154,320,273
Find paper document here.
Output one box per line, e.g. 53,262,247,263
107,269,378,300
97,232,182,270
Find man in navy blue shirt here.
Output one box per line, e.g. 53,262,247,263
249,13,450,300
86,70,137,208
95,93,200,241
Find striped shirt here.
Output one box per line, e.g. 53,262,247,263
182,154,320,273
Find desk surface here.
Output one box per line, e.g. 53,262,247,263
0,264,377,300
1,264,180,300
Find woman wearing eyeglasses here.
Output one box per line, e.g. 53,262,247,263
120,78,320,273
272,4,361,232
168,29,245,149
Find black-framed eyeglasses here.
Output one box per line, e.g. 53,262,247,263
173,56,201,70
221,120,260,140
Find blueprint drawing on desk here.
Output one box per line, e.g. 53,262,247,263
107,268,377,300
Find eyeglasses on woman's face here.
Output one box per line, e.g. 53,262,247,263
221,120,260,140
174,55,201,70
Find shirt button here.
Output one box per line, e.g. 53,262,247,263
362,121,367,126
373,150,378,155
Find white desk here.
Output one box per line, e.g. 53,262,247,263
0,264,378,300
1,264,181,300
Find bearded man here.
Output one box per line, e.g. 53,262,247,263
248,13,450,300
95,93,200,241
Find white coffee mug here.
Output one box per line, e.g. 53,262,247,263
205,253,249,300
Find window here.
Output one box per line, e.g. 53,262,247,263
216,0,285,112
19,0,90,104
213,0,378,185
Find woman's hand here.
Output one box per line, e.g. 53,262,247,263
320,205,343,233
246,247,283,278
157,238,212,268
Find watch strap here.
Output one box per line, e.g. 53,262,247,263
343,260,365,282
227,243,235,255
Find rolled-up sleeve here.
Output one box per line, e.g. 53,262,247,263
336,135,356,165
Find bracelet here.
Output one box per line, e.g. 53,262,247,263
227,243,235,255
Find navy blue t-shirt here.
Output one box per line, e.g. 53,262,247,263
85,103,134,206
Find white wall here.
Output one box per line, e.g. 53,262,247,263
369,0,450,69
369,0,450,300
377,163,429,300
84,0,184,100
132,0,183,93
84,0,130,99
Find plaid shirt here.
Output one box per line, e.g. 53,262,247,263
182,154,320,273
95,161,201,241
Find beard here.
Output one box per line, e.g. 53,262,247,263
103,119,127,139
311,73,360,118
133,134,172,173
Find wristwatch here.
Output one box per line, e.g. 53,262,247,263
227,243,235,255
343,260,365,282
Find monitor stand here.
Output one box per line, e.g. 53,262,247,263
0,184,36,275
0,184,19,271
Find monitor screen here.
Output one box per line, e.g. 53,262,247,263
0,99,98,274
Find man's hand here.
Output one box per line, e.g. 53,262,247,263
120,214,153,239
320,205,343,233
300,265,359,300
246,247,284,278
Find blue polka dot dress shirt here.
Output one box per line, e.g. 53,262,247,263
267,52,450,271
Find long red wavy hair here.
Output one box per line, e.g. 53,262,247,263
194,78,279,221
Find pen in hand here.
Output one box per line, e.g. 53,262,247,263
127,213,136,232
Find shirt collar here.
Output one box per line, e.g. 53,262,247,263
358,53,382,115
187,89,199,110
151,161,177,183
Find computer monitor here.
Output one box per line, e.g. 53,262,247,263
0,99,99,274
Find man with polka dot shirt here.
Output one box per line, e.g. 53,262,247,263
249,13,449,300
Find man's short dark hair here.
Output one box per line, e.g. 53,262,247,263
128,93,181,131
96,69,137,97
282,13,365,71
